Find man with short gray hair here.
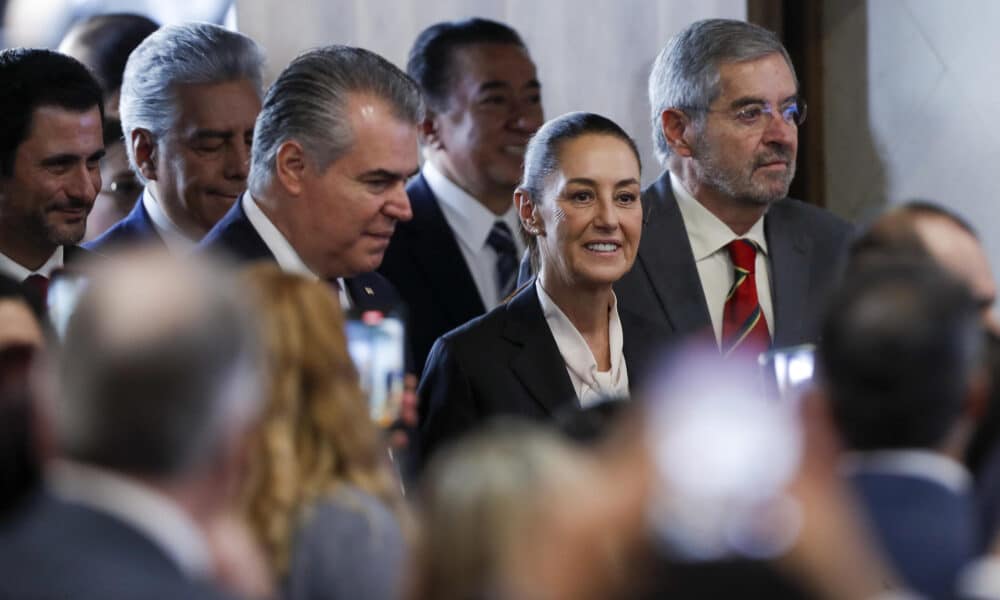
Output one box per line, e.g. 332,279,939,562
86,22,264,254
200,44,422,311
0,250,263,599
616,19,851,354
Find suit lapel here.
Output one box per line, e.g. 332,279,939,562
627,172,711,334
766,201,813,347
502,285,577,416
408,176,486,321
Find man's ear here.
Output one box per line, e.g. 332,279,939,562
661,108,696,158
132,129,158,181
274,140,308,196
419,112,443,150
515,189,543,236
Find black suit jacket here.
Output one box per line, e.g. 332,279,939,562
379,174,487,374
416,282,667,468
198,195,401,312
0,491,235,600
615,171,853,348
83,194,160,254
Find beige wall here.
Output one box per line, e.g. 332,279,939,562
824,0,1000,286
235,0,745,186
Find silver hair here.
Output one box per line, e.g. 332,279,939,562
54,253,264,477
119,22,265,182
648,19,796,165
248,45,423,195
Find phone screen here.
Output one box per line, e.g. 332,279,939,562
345,310,405,428
758,344,816,404
47,271,88,339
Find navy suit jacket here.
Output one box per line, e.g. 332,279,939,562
198,195,401,313
416,282,668,468
83,195,160,254
850,469,978,599
613,171,853,348
379,174,487,375
0,491,235,600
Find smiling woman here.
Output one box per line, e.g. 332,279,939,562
415,112,669,470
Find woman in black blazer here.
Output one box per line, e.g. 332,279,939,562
416,112,666,467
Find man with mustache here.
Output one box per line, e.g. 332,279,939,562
199,45,421,312
379,18,543,373
85,23,264,254
0,49,104,291
616,19,852,354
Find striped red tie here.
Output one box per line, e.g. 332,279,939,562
722,239,771,357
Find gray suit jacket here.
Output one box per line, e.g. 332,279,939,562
614,171,853,348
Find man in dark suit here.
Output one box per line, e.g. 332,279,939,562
817,260,984,599
84,23,264,254
379,18,543,373
0,49,105,289
199,45,421,313
0,252,265,599
616,19,852,352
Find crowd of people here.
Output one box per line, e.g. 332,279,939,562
2,12,1000,600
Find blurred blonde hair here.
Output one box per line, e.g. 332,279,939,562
238,264,405,578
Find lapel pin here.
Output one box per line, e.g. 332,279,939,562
364,286,374,296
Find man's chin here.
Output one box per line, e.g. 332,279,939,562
47,224,87,247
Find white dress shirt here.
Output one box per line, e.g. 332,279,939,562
0,246,64,281
840,448,972,495
47,460,212,578
423,161,524,308
670,171,774,345
243,193,351,309
143,188,199,254
536,281,629,407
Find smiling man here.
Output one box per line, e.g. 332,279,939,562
379,18,544,373
0,49,104,288
85,23,264,255
616,19,852,355
199,45,422,312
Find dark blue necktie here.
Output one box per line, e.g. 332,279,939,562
486,221,517,299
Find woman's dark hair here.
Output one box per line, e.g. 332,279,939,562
519,111,641,275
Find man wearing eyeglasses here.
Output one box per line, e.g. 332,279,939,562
616,18,852,354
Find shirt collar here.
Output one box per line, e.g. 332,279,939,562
422,161,521,253
242,194,350,308
47,460,212,578
840,449,972,495
670,171,768,261
142,188,199,253
535,281,628,406
0,246,64,281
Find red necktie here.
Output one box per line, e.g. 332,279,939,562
22,274,50,302
721,239,770,357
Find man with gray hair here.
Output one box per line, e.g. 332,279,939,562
199,44,421,311
85,22,264,254
0,251,263,599
616,19,851,354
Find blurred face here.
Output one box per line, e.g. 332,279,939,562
692,53,799,206
531,134,642,292
85,139,141,241
292,94,417,279
914,216,999,331
0,105,103,262
430,43,543,204
152,79,261,237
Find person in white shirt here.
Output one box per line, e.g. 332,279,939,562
0,49,105,288
416,112,668,470
85,22,264,254
380,18,543,374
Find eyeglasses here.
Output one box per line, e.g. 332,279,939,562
685,98,807,129
101,178,143,197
